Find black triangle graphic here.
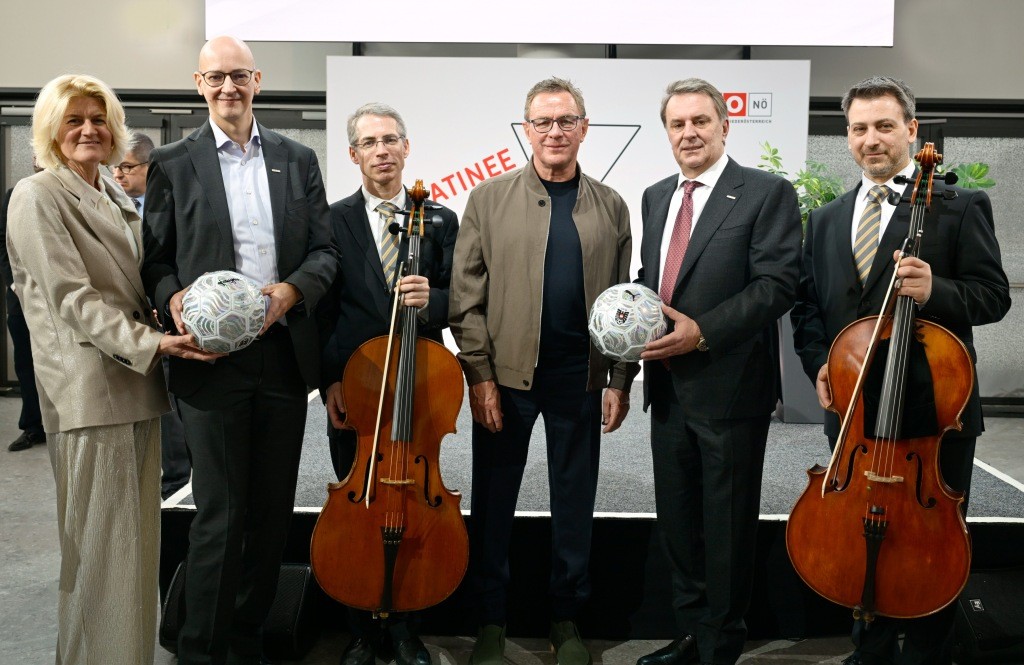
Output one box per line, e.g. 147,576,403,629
510,123,642,183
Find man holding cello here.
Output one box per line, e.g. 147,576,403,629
791,75,1010,665
317,102,459,665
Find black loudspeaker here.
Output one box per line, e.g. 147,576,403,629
159,562,323,660
953,567,1024,664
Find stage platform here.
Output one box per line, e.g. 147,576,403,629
160,389,1024,641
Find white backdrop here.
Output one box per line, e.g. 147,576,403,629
210,0,892,46
327,57,810,276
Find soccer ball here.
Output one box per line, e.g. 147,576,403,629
588,283,667,362
181,271,266,353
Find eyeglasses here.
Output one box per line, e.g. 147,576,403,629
198,69,255,87
525,115,584,133
352,135,406,151
112,161,148,174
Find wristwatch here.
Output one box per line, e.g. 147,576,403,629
696,334,709,352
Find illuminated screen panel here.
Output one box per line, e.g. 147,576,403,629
206,0,894,47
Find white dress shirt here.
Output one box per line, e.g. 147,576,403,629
210,118,277,290
659,152,729,280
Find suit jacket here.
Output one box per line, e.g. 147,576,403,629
6,167,168,432
638,157,802,418
317,187,458,394
141,120,337,391
791,179,1010,438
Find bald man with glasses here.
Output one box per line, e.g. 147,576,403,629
142,36,336,665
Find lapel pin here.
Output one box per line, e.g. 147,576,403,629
271,168,281,173
726,194,737,200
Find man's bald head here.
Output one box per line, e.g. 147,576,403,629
198,35,255,71
194,35,262,140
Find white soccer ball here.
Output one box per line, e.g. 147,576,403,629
588,283,667,362
181,271,266,353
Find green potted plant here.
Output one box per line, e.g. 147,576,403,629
758,141,845,231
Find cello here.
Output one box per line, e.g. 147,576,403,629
786,143,972,622
310,180,469,615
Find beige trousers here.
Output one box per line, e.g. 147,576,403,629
48,418,161,665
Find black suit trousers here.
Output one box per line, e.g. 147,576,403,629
468,367,602,625
174,331,308,664
650,383,770,665
5,288,42,435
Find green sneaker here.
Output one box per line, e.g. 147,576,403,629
469,624,506,665
550,620,592,665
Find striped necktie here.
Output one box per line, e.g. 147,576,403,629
375,201,400,289
853,185,891,285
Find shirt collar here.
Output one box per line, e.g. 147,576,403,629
210,117,261,151
860,161,915,199
363,185,406,213
677,151,728,191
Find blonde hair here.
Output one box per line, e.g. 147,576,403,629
31,74,129,169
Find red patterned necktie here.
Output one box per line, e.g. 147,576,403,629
659,180,703,303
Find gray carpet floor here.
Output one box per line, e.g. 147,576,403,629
168,389,1024,520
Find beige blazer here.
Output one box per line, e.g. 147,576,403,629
7,166,168,433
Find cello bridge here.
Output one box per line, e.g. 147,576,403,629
380,478,414,486
863,471,904,484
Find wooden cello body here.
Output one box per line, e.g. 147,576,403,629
786,144,973,621
309,181,469,614
786,316,973,618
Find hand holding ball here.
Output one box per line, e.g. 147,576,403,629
588,284,667,362
181,271,267,353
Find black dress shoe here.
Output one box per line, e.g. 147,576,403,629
8,430,44,451
341,636,377,665
393,635,431,665
636,636,699,665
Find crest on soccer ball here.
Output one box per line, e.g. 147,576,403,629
588,283,667,363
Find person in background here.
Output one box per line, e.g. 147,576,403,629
1,157,45,452
113,130,191,499
7,73,219,665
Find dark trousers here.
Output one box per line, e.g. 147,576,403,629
468,368,602,625
328,425,415,640
175,331,309,665
5,288,42,435
650,396,770,665
838,434,977,665
160,356,191,499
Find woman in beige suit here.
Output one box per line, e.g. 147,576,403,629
6,74,221,665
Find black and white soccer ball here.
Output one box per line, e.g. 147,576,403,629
588,283,667,362
181,271,266,353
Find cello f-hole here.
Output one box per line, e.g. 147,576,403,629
906,451,937,509
836,444,869,491
414,455,442,507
